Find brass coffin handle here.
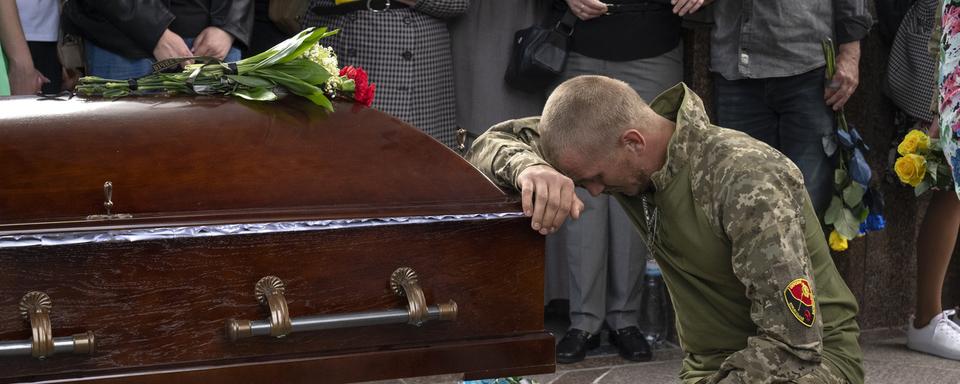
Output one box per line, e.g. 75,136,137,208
227,268,457,341
0,291,96,359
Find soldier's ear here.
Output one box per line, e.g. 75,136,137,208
621,129,645,154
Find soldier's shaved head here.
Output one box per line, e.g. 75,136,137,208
540,75,654,165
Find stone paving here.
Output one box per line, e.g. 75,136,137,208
359,327,960,384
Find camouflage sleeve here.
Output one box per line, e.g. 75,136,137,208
464,117,551,191
702,149,823,383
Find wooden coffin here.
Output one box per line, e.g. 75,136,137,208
0,95,553,383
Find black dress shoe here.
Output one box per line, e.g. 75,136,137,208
556,328,601,364
609,326,653,362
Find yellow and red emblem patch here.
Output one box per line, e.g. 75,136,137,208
783,278,816,327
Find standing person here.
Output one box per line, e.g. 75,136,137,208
466,75,864,383
897,0,960,360
63,0,254,80
15,0,61,94
0,0,48,96
710,0,873,217
302,0,468,149
539,0,703,364
449,0,548,151
243,0,293,57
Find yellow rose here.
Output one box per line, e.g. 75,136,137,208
894,154,927,187
898,130,931,155
829,230,848,251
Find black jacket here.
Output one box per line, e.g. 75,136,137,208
552,0,681,62
64,0,254,59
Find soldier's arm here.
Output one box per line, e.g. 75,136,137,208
703,158,824,383
464,118,582,234
464,117,551,191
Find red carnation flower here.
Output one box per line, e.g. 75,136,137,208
340,66,376,107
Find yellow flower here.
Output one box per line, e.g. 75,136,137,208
829,230,849,251
894,154,927,187
898,130,931,155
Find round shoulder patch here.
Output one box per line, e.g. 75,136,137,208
783,278,816,327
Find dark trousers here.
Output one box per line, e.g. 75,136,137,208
713,67,835,217
27,41,62,94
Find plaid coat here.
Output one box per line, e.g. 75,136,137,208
303,0,469,148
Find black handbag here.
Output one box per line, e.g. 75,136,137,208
505,11,577,92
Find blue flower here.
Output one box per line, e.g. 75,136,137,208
864,213,886,232
849,126,869,151
837,129,854,149
849,148,872,186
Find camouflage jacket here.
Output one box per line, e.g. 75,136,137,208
465,83,864,384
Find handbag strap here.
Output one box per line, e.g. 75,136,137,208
554,10,577,36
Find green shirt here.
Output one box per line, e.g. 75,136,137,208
465,83,864,384
0,41,10,96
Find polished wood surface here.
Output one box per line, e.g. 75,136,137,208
0,95,511,230
14,334,555,384
0,95,553,383
0,218,550,382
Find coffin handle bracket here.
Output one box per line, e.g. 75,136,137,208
226,269,457,341
0,291,96,359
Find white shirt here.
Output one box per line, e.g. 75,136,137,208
16,0,60,42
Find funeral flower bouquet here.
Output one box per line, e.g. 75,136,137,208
74,27,375,110
821,39,885,252
894,129,952,194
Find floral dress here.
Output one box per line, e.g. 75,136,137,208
936,0,960,198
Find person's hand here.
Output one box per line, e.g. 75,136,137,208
191,26,235,60
671,0,705,16
7,61,48,95
566,0,607,21
517,165,585,235
825,41,861,111
153,29,193,64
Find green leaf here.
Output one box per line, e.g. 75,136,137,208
231,87,278,101
302,91,334,111
225,74,275,88
240,27,339,72
273,59,332,86
928,161,939,183
339,78,355,92
856,203,869,221
834,169,848,189
836,208,860,240
822,38,836,78
256,68,320,96
824,196,843,225
102,89,129,98
842,182,865,207
915,179,932,196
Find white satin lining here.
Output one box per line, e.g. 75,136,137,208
0,212,525,248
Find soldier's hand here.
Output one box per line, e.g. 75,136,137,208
517,165,584,235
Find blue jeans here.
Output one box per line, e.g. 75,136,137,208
85,37,241,79
714,68,835,217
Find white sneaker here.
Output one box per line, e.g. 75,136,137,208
907,309,960,360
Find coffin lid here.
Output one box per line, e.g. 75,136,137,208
0,95,518,234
